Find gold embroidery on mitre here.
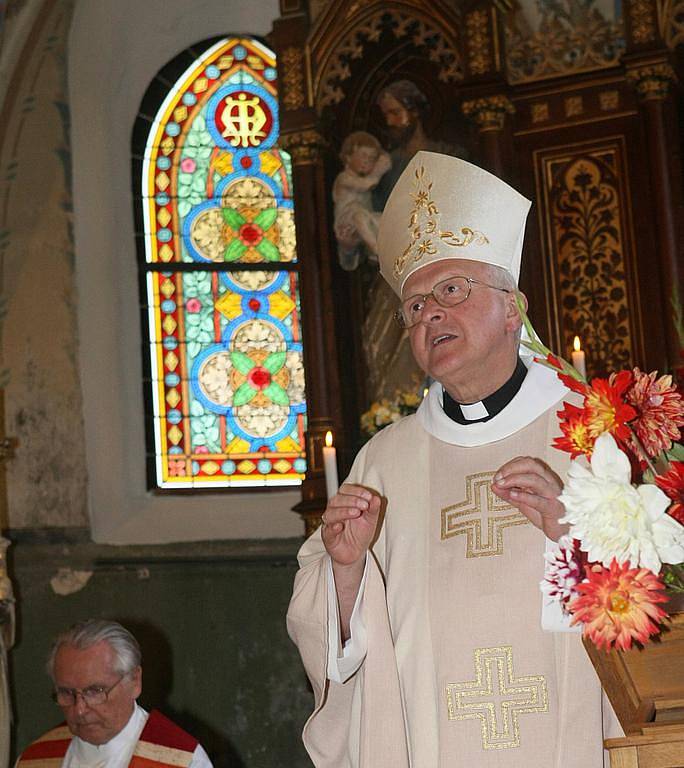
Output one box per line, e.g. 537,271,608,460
446,646,548,751
440,227,489,247
392,166,489,280
441,471,529,557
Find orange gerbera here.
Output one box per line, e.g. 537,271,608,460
584,371,637,441
569,560,668,651
655,461,684,524
554,402,595,458
624,369,684,458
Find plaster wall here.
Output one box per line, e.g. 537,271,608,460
1,0,88,529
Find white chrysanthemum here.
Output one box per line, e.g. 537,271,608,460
559,432,684,573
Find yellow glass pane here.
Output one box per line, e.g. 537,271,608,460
159,244,174,262
167,426,182,445
166,389,180,408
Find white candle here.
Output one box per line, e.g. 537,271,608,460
571,336,586,379
322,430,339,499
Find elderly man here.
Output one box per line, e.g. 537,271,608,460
16,620,212,768
288,152,619,766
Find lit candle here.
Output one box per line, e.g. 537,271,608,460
571,335,586,379
322,430,339,499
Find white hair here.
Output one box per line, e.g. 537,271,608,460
46,619,141,680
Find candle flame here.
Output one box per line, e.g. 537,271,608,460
325,430,333,448
573,335,581,353
423,387,429,399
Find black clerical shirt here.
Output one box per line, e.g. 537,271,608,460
442,357,527,425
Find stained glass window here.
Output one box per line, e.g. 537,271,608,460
137,37,307,488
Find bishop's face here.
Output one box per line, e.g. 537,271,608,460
403,259,521,402
53,640,141,745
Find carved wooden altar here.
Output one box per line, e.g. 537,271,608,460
269,0,684,532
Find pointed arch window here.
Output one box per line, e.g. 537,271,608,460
133,37,307,489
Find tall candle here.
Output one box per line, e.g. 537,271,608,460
322,430,339,499
571,336,586,379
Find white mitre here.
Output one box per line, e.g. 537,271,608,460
377,151,532,296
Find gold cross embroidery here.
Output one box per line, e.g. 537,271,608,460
441,471,529,557
446,646,548,750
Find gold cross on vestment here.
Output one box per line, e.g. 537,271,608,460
446,645,548,750
440,471,529,556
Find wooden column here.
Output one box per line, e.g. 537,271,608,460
279,130,342,536
626,61,682,371
271,3,344,535
461,95,514,178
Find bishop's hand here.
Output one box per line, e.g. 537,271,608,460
491,456,569,542
321,483,381,567
322,484,381,641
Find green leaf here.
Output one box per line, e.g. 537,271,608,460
256,239,280,262
224,240,246,262
188,341,201,358
233,382,257,407
230,351,254,375
254,207,278,230
222,208,245,229
264,382,290,406
190,400,205,417
666,442,684,461
264,351,286,374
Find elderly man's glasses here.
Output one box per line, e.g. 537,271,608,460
394,275,511,329
53,675,124,707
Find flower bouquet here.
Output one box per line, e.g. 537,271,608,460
516,301,684,653
360,389,423,438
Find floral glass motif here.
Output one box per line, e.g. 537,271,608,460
141,37,307,488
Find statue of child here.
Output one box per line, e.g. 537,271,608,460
332,131,391,270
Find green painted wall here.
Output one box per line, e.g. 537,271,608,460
9,531,314,767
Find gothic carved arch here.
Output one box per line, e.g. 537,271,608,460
308,0,465,112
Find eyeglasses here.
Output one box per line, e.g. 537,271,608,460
53,675,124,707
394,275,511,329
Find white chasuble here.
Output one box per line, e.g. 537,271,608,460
288,362,619,767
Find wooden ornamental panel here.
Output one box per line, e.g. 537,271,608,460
534,140,641,378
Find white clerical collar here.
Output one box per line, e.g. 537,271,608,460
460,401,489,420
70,703,147,766
417,359,568,446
